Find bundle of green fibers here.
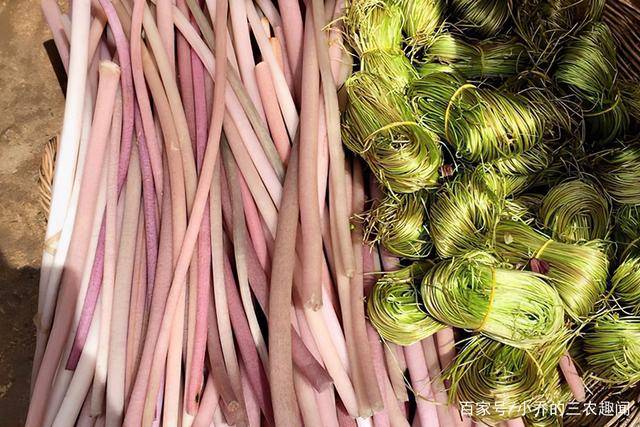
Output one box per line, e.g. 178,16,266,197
368,263,445,345
343,72,443,193
444,335,568,423
420,33,528,79
429,172,507,258
421,251,565,348
595,143,640,205
494,220,609,319
538,179,610,242
399,0,443,51
611,242,640,314
409,72,546,162
555,23,629,142
363,191,431,259
344,0,404,56
584,314,640,387
449,0,510,36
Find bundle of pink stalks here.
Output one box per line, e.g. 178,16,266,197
31,0,477,426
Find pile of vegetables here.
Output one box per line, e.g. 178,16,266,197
29,0,640,426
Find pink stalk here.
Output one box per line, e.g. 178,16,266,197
184,44,212,415
142,4,197,205
244,0,298,136
163,283,186,426
328,174,369,415
206,284,245,424
41,0,70,71
405,344,439,427
240,366,262,426
96,0,135,193
268,142,301,426
311,0,355,277
223,253,273,423
91,85,123,416
239,176,270,269
240,227,333,391
273,0,303,93
506,419,526,427
298,11,323,309
192,374,221,427
130,0,164,199
125,213,147,400
34,0,92,382
171,8,285,181
224,150,269,364
52,300,101,427
123,167,174,427
176,0,197,144
293,306,340,427
255,62,291,163
272,29,295,93
367,323,411,427
351,162,384,412
27,61,121,427
421,337,454,426
228,0,267,122
157,0,176,70
559,352,586,401
134,108,159,299
105,147,142,426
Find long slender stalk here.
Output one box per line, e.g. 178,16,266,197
269,143,301,426
27,61,121,427
298,10,323,309
311,0,355,277
34,0,92,380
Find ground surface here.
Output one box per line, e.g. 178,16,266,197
0,1,65,424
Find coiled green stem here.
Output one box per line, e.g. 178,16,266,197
344,0,404,56
363,192,432,258
539,179,610,242
445,335,568,423
410,72,546,162
494,220,609,319
399,0,443,50
422,251,565,348
450,0,510,36
595,143,640,205
584,314,640,387
611,243,640,314
367,263,446,345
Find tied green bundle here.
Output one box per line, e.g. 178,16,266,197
596,143,640,205
419,33,528,79
513,0,605,62
344,0,404,56
429,172,506,258
450,0,510,36
611,243,640,314
480,144,552,196
343,72,411,154
584,314,640,387
616,204,640,242
360,49,417,90
409,72,546,162
495,220,608,319
363,192,431,259
343,73,443,193
365,121,442,193
539,179,610,242
555,23,628,142
422,251,565,348
621,81,640,121
367,263,445,345
445,335,567,424
399,0,443,50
